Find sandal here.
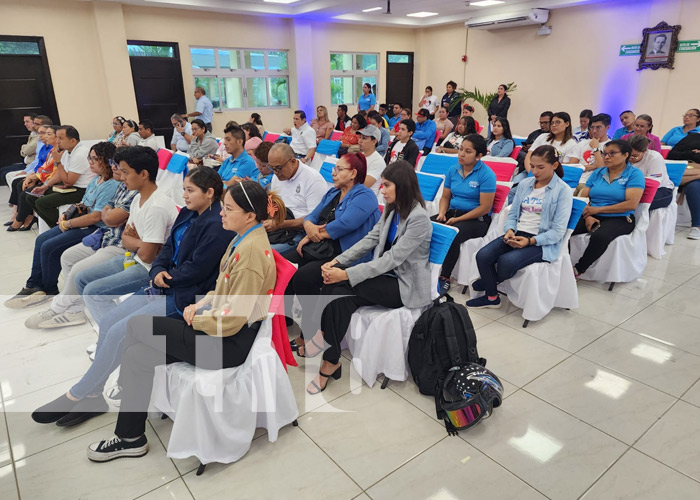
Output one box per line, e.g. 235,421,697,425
298,336,324,358
307,365,342,395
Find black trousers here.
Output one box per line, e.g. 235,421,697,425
8,175,25,206
431,213,491,279
115,314,260,439
0,163,25,186
572,215,635,274
649,187,673,211
320,275,403,364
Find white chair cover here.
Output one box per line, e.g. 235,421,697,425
156,152,189,207
149,316,299,465
646,187,677,259
37,203,72,234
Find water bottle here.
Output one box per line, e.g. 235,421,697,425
123,251,136,269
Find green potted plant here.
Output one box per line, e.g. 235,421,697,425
449,82,517,114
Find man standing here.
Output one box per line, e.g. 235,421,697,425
137,120,159,151
27,126,94,227
387,103,403,131
612,110,636,140
170,114,192,153
181,86,214,132
413,109,437,155
217,125,258,188
0,114,39,185
267,143,327,253
357,125,386,195
285,110,316,163
385,119,420,167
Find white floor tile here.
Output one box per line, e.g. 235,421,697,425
499,308,614,353
298,385,445,489
654,285,700,319
619,306,700,357
0,464,18,500
474,322,570,387
463,391,626,500
0,410,9,468
642,257,700,285
183,426,361,500
578,328,700,397
682,378,700,408
582,275,679,303
635,401,700,482
575,284,651,326
14,424,179,500
367,436,546,500
525,356,675,444
136,478,194,500
581,449,700,500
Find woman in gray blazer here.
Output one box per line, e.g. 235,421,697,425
303,160,433,394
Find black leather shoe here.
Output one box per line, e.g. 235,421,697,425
56,396,109,427
31,394,78,424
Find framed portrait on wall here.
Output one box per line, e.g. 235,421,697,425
638,21,681,70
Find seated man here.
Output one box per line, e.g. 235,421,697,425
266,143,327,253
569,113,612,192
170,114,192,153
188,118,219,166
413,109,437,155
357,124,386,195
217,125,258,188
4,115,53,187
377,103,390,128
27,125,94,227
284,110,316,163
335,104,351,131
387,102,403,131
385,119,420,167
0,114,38,185
612,110,636,140
137,120,159,151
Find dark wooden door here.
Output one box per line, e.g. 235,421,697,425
385,52,414,111
0,36,59,166
127,41,186,146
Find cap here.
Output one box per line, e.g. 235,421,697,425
416,109,430,117
356,124,381,142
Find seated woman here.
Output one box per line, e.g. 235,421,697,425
392,108,411,134
661,109,700,147
188,119,219,166
249,113,265,136
621,114,661,153
121,120,140,147
300,161,432,394
240,122,263,156
461,105,481,133
466,146,573,309
572,140,645,277
287,153,380,355
367,110,390,157
436,117,476,155
252,141,274,192
434,107,454,144
31,167,236,427
7,125,57,231
432,134,496,295
525,112,579,173
81,182,279,461
107,116,126,144
310,105,334,144
487,117,515,158
681,162,700,241
628,135,675,210
338,114,366,156
4,142,120,309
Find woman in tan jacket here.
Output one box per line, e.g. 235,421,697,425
85,181,285,462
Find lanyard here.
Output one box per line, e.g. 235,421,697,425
227,223,262,259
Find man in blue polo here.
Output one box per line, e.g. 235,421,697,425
413,108,437,156
217,125,258,188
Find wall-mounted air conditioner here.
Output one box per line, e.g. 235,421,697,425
465,8,549,30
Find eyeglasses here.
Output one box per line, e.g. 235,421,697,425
222,205,246,214
551,120,565,126
601,151,621,158
538,121,550,125
683,113,699,118
87,155,99,163
332,166,353,173
268,158,292,172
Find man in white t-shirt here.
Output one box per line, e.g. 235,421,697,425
137,120,159,152
26,125,95,227
268,143,327,253
76,146,178,329
569,113,611,190
357,124,386,195
284,110,316,164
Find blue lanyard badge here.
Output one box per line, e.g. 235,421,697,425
228,223,262,259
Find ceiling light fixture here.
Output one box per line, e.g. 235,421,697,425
263,0,299,4
362,7,383,12
470,0,505,6
407,11,438,18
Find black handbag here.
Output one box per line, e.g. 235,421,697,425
301,240,336,260
63,203,89,221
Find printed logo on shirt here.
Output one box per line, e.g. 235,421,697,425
583,150,594,165
522,196,543,215
617,177,629,185
469,181,479,188
296,184,301,193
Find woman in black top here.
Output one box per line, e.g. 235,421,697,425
441,80,462,126
487,84,512,124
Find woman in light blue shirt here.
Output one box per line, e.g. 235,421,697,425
467,145,573,309
357,83,376,112
487,117,515,158
661,108,700,147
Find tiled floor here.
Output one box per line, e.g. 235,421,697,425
2,185,700,500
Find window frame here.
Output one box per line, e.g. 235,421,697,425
329,51,379,107
190,46,290,111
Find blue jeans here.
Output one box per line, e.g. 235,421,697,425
75,255,151,327
26,225,96,294
270,232,303,254
685,179,700,227
70,290,181,399
475,233,544,296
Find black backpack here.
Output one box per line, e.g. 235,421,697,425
408,298,486,397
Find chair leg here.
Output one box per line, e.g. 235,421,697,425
381,377,390,389
196,463,207,476
292,419,299,427
161,413,168,420
462,286,468,295
522,319,529,328
608,282,615,291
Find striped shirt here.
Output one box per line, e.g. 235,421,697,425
101,183,137,248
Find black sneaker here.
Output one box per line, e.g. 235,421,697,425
87,435,149,462
31,394,78,424
437,277,451,297
56,395,109,427
471,279,485,292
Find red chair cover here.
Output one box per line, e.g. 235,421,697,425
270,250,298,370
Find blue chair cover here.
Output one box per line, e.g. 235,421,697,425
567,198,587,230
665,161,686,188
562,166,584,188
416,172,444,202
167,154,189,175
513,137,526,146
316,139,342,157
429,222,458,265
320,162,334,183
420,155,457,176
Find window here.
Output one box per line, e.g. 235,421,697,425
127,44,175,58
190,47,289,110
0,41,40,55
388,54,410,64
330,52,379,106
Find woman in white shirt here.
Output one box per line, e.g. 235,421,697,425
436,117,476,155
628,134,675,210
524,112,578,172
434,107,454,144
419,86,440,118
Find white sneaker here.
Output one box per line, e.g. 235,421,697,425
37,310,87,329
688,227,700,240
25,309,59,329
86,343,97,355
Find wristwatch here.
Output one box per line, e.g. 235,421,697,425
591,147,600,153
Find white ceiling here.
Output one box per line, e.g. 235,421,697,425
105,0,606,27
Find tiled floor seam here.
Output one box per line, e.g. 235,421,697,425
0,384,21,500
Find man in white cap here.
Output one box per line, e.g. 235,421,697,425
357,124,385,195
